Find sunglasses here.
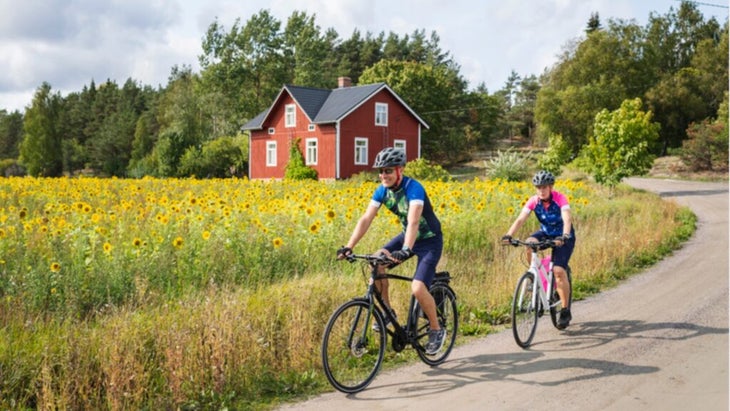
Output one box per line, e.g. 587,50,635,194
378,168,395,175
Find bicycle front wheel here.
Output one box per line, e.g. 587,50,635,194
511,272,538,348
415,283,458,365
321,299,386,393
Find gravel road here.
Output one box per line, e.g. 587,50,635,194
280,178,729,411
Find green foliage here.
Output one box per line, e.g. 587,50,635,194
537,133,572,175
284,138,318,180
484,148,532,181
680,91,729,171
0,159,25,176
536,4,726,155
18,83,63,177
582,98,660,187
178,135,248,178
403,157,453,181
0,109,23,159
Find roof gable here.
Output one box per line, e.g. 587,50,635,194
241,82,428,130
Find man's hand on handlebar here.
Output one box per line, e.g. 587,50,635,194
336,246,352,260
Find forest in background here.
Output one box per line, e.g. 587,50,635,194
0,1,727,178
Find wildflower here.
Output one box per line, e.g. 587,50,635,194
173,236,184,249
309,223,319,234
202,231,211,240
272,237,284,248
325,210,336,220
507,207,515,215
103,242,112,254
132,237,143,247
50,262,61,272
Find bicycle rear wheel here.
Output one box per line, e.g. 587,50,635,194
414,283,458,365
550,266,573,328
511,271,538,348
321,299,386,393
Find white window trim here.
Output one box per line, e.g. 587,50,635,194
268,127,275,134
375,103,388,126
266,141,277,167
393,139,406,153
354,138,368,165
285,104,296,128
308,124,315,131
305,138,318,165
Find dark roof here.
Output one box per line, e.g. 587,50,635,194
241,82,428,130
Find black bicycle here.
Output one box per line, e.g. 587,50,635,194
321,253,458,393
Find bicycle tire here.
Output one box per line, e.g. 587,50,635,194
511,271,538,348
321,299,386,393
414,283,458,365
550,266,573,329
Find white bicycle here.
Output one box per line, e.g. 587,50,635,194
505,238,572,348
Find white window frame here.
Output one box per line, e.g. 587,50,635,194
266,141,277,167
268,127,275,134
354,138,368,165
285,104,296,127
375,103,388,126
308,124,315,131
305,138,318,165
393,139,406,154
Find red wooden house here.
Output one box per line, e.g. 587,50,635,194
241,77,429,179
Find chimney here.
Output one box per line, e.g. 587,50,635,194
337,76,352,88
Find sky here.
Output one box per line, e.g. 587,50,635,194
0,0,727,114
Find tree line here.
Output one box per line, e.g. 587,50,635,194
0,2,726,178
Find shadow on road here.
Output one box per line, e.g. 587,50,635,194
344,319,727,401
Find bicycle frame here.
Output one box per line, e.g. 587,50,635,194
358,258,424,352
516,245,556,315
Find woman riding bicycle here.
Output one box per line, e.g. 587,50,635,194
501,170,576,329
336,147,445,355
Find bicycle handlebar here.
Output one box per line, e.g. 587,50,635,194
343,253,391,265
504,238,558,250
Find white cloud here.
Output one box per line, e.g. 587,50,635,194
0,0,726,113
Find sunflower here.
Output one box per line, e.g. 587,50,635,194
50,262,61,273
173,236,184,249
272,237,284,248
202,230,211,240
308,223,319,234
132,237,143,247
103,242,112,254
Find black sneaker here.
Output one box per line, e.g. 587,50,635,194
557,308,572,330
425,328,446,355
373,309,397,333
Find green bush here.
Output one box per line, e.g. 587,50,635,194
284,138,318,180
0,159,26,177
537,133,571,175
178,135,248,178
403,157,452,181
484,148,532,181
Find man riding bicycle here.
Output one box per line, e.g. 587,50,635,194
501,170,576,329
336,147,446,355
